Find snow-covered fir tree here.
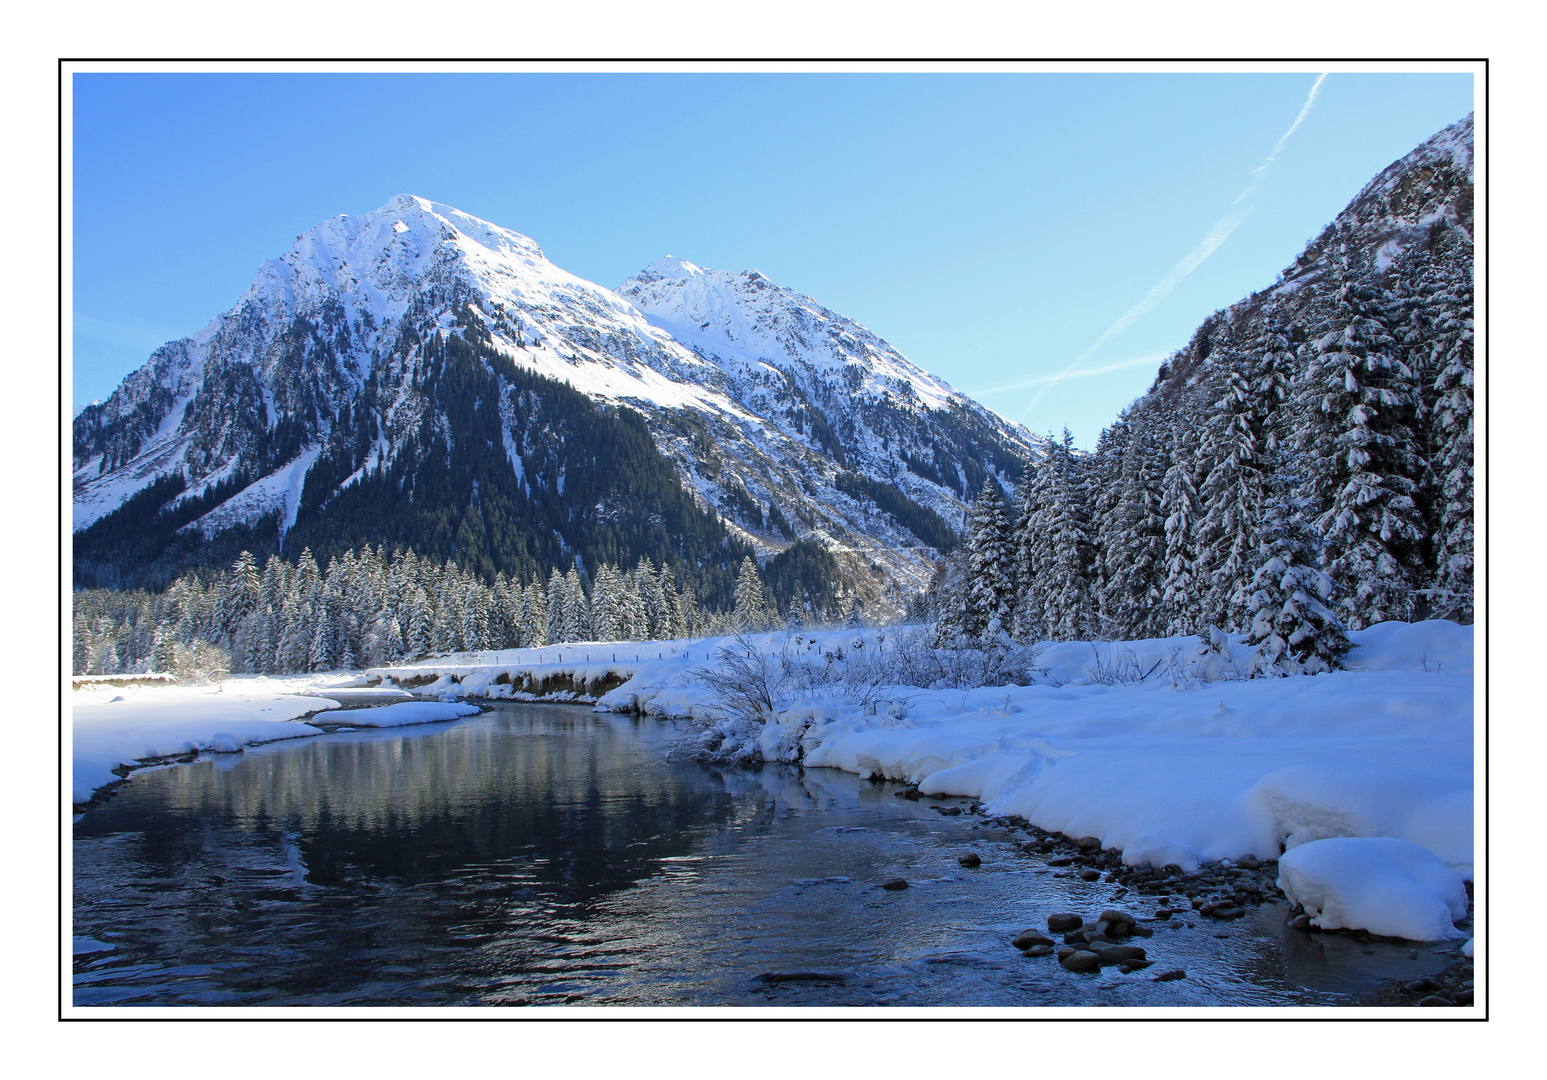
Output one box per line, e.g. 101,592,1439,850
1098,409,1170,640
1159,403,1207,636
561,568,591,642
1245,481,1351,674
1419,257,1475,621
1009,460,1046,644
733,557,773,632
1088,416,1131,636
1298,281,1427,629
962,481,1015,643
1041,431,1098,641
1196,316,1295,631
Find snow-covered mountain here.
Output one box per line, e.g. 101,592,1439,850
73,196,1038,611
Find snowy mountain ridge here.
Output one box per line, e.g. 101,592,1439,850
618,256,960,410
74,196,1040,611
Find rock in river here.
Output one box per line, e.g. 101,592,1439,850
1060,950,1101,972
1099,908,1139,931
1091,944,1147,964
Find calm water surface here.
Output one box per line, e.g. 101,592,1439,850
73,703,1445,1007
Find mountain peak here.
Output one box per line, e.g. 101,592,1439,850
628,256,706,287
74,195,1039,611
369,194,546,261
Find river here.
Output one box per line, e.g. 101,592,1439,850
72,702,1449,1007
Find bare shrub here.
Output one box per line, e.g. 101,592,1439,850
169,641,231,684
691,634,797,722
681,623,1051,768
885,624,1045,690
1085,643,1146,685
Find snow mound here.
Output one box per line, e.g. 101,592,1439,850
1277,837,1470,941
311,701,481,727
1342,620,1474,675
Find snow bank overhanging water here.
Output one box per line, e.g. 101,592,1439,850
592,621,1475,882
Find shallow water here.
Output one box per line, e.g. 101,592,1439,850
72,702,1447,1007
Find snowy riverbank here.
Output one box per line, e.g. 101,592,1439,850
585,622,1475,886
71,675,479,805
364,620,1475,891
364,641,712,703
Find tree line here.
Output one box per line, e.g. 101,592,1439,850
72,543,858,677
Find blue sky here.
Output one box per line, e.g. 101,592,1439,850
72,69,1474,447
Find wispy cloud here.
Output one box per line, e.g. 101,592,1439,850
1017,73,1329,424
973,353,1166,397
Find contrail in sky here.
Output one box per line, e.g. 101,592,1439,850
1018,73,1329,425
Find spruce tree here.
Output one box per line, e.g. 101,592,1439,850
1425,262,1475,621
562,568,590,642
523,580,549,647
1042,430,1097,641
963,480,1015,643
308,613,331,672
670,580,694,639
405,586,433,657
1160,403,1207,636
733,556,771,632
1089,416,1131,636
546,568,568,642
1010,458,1046,643
591,563,622,642
151,623,177,674
1245,483,1351,673
1101,410,1170,640
1197,318,1295,631
1298,282,1427,628
227,550,260,641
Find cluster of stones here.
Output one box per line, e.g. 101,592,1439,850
898,798,1476,1006
1011,910,1183,981
982,814,1289,918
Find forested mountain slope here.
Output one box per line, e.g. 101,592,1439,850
934,113,1474,666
